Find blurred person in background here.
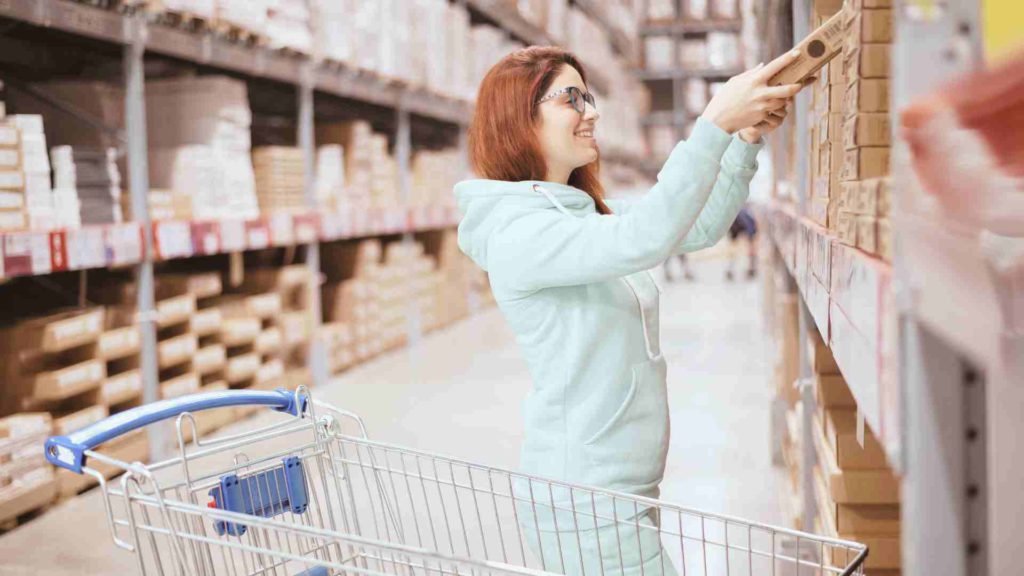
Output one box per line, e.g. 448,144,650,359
725,205,758,280
455,46,804,576
664,252,697,282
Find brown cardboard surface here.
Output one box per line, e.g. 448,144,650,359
844,113,891,149
841,147,890,181
769,9,847,86
816,374,857,408
877,218,892,261
157,333,198,370
850,0,892,7
845,79,889,115
157,272,222,300
825,407,889,469
98,326,140,361
225,352,260,383
194,344,227,375
856,215,878,254
31,358,106,402
99,369,142,406
836,210,858,246
220,318,261,346
190,308,222,337
1,308,103,354
877,177,892,217
53,404,108,435
852,9,893,43
0,470,57,523
156,294,197,328
160,372,199,399
808,329,841,374
845,44,891,80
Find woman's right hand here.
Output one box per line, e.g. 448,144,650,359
702,50,805,134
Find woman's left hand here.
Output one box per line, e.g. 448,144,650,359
738,102,788,143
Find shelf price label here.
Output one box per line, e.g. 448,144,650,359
191,221,221,255
293,213,320,244
153,221,194,260
269,212,294,246
66,227,106,270
245,218,271,250
220,219,246,253
49,230,69,273
108,223,144,266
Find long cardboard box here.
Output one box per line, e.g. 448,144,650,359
844,113,890,149
1,308,103,354
850,9,893,43
845,44,890,80
769,9,847,86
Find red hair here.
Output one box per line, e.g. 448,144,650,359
469,46,612,215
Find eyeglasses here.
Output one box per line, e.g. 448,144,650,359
536,86,597,115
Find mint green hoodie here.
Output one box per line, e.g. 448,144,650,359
455,118,763,526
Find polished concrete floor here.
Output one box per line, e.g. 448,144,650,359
0,257,786,575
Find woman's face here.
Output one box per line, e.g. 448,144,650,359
536,65,600,183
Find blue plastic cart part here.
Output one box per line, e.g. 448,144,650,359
45,389,307,473
208,456,309,537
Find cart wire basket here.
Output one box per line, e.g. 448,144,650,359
45,387,868,576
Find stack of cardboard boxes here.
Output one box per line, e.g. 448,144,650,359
316,121,384,208
811,341,901,574
409,149,462,209
0,306,149,498
252,146,307,214
0,413,57,525
809,0,892,262
50,146,123,227
238,264,313,384
0,115,54,231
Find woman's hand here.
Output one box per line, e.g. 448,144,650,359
738,103,789,143
702,50,804,134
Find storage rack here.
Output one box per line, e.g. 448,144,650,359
762,1,1023,575
638,0,747,158
0,0,657,525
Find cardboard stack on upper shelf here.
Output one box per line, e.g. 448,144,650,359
0,115,54,231
50,146,123,227
252,146,307,214
265,0,312,54
146,75,260,221
409,149,462,209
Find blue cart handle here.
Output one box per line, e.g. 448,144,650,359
45,389,307,474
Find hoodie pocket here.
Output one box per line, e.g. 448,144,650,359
582,357,669,488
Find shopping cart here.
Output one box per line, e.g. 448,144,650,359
45,387,868,576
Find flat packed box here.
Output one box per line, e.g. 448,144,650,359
53,404,108,435
844,113,890,149
160,372,199,399
769,9,847,86
98,326,141,361
845,78,889,114
98,369,142,406
0,308,103,354
845,44,890,80
29,358,106,403
823,408,888,469
841,146,890,181
0,124,18,147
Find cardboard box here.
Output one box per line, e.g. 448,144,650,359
225,352,260,383
160,372,199,399
99,326,140,361
158,272,222,300
877,218,892,261
877,177,892,216
851,9,893,43
835,210,858,246
194,345,227,375
828,466,900,504
818,112,845,143
3,308,104,354
808,329,840,374
824,408,888,469
0,125,19,147
844,113,890,149
156,294,197,328
30,358,106,402
220,318,261,346
0,149,20,169
99,369,142,406
255,327,283,355
845,79,889,114
190,308,222,338
53,404,108,435
157,334,198,370
769,9,847,86
840,147,890,181
845,44,890,79
816,374,856,409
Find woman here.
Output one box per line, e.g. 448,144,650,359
455,47,803,576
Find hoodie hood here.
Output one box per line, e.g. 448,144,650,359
454,179,596,271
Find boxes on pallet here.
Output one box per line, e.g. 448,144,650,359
314,145,344,209
316,121,374,206
0,413,56,523
265,0,312,54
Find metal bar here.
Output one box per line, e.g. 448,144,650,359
123,11,165,459
298,62,328,389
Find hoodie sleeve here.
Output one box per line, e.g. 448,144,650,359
488,117,742,293
606,134,763,254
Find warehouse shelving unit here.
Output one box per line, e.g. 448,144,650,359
638,0,749,160
0,2,659,518
763,1,1023,575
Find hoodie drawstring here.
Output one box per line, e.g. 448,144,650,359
533,184,576,218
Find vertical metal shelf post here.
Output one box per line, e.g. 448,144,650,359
891,2,989,575
298,62,327,388
395,102,421,346
124,11,165,457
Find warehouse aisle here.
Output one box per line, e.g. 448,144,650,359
0,258,784,574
